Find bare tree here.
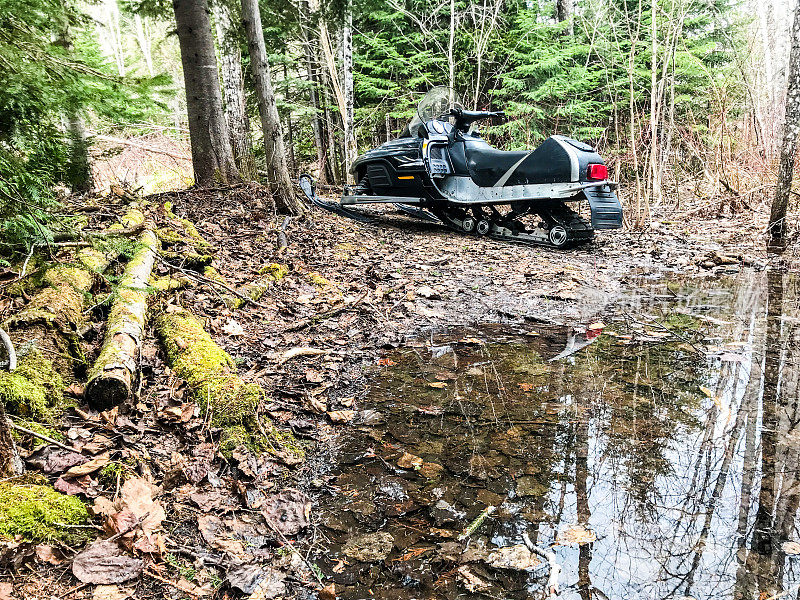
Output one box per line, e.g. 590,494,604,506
172,0,240,186
299,0,331,183
768,0,800,250
342,0,357,183
240,0,305,214
214,0,256,180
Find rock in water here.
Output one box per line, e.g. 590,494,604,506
341,532,394,562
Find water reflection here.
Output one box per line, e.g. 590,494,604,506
314,269,800,600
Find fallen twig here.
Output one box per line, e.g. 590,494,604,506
0,327,16,371
8,421,78,453
144,566,202,598
278,216,291,252
458,505,497,541
286,290,368,331
522,532,561,598
262,516,324,585
158,256,270,310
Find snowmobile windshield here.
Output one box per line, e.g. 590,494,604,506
405,87,462,138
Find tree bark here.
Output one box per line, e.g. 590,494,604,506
240,0,305,214
85,228,159,410
768,1,800,250
300,1,330,183
172,0,240,187
342,0,357,184
556,0,572,31
56,23,92,193
213,1,257,180
0,402,23,478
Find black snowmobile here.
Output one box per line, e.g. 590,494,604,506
300,86,622,248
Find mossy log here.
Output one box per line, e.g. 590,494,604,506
154,308,303,462
0,205,145,424
85,229,160,410
0,402,23,477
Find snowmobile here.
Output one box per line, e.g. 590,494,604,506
299,86,622,248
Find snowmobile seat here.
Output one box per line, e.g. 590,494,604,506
464,136,582,187
464,143,528,187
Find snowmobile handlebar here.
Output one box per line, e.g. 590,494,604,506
447,107,506,130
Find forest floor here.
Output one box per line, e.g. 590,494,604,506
0,186,791,600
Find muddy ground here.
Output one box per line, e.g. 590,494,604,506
0,188,790,600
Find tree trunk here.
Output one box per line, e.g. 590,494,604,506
283,63,297,175
556,0,572,31
172,0,240,187
66,113,92,193
85,228,159,410
213,1,257,180
342,0,356,184
56,23,92,193
133,14,153,77
301,8,330,184
240,0,305,214
769,1,800,250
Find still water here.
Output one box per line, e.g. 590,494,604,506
314,269,800,600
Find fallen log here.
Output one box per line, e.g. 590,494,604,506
154,307,304,462
84,227,159,410
0,204,145,424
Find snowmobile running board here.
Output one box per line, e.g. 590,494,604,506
298,174,596,249
342,195,424,205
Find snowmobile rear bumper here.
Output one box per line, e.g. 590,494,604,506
583,185,623,230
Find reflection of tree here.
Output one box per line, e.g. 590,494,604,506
732,268,800,600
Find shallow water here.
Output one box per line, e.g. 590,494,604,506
314,268,800,600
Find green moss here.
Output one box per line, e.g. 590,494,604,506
154,308,258,426
155,308,304,463
306,272,332,287
99,461,135,487
0,351,63,420
258,263,288,280
0,482,88,543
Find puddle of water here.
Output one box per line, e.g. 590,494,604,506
314,269,800,600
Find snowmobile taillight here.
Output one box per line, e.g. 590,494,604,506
587,164,608,180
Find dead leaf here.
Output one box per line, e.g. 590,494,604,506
35,544,63,565
93,584,131,600
227,564,285,598
700,386,714,398
587,321,605,330
278,347,326,364
555,524,596,546
518,383,534,392
327,410,355,423
0,583,14,600
484,545,540,571
120,477,166,539
261,489,310,535
72,540,143,584
397,452,423,470
64,452,110,478
222,319,245,336
319,583,336,600
783,541,800,555
428,381,448,389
